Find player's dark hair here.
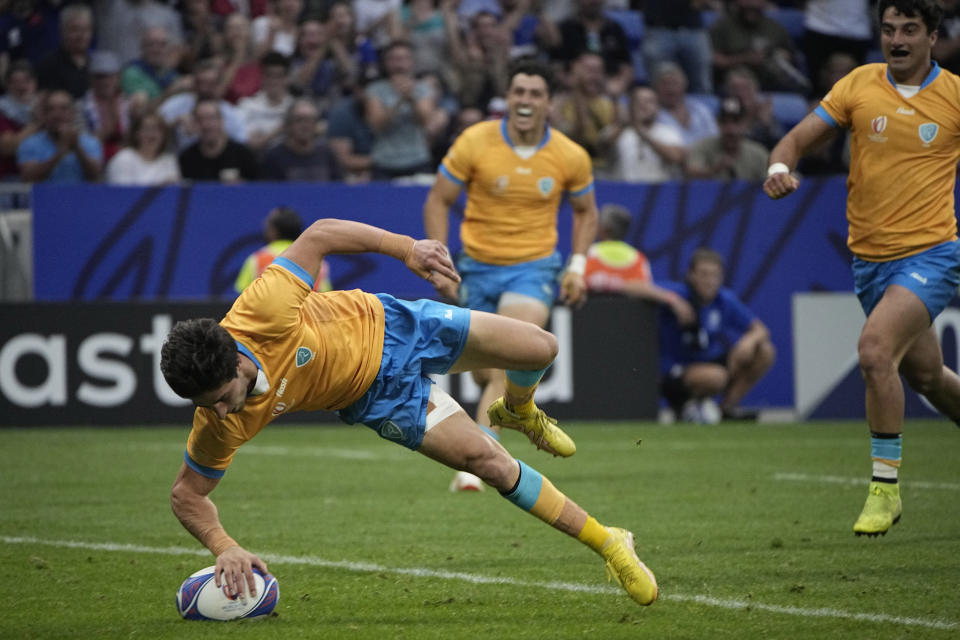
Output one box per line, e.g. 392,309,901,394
268,206,303,241
161,318,238,398
688,247,724,272
507,56,556,96
878,0,943,33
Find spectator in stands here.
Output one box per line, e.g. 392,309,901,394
180,0,226,71
121,26,188,109
252,0,304,58
394,0,449,76
803,0,872,91
364,40,446,180
722,66,784,150
642,0,714,94
0,0,61,69
659,247,774,423
260,98,341,181
651,61,717,146
17,89,103,183
0,61,40,181
237,52,294,152
105,111,181,185
326,90,374,183
178,98,259,182
36,3,94,100
585,203,695,321
159,59,248,150
443,4,511,123
685,96,768,181
936,0,960,74
613,85,686,183
234,205,332,293
709,0,808,93
219,14,264,105
553,0,633,96
324,1,379,91
500,0,561,59
81,51,130,163
96,0,185,66
551,51,619,177
354,0,403,47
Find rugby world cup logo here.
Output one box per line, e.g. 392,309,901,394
868,115,888,142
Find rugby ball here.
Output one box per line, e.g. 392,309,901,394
176,565,279,621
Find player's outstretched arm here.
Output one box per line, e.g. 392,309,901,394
763,112,835,200
170,462,268,598
282,218,460,286
423,173,464,300
560,189,599,306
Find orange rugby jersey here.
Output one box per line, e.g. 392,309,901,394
186,260,385,475
816,62,960,261
439,118,594,265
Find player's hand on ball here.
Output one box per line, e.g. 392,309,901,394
559,271,587,307
215,545,269,599
763,172,800,200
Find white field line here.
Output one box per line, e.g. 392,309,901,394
774,472,960,491
1,535,956,631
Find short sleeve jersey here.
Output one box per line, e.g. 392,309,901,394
185,259,385,476
439,118,594,265
657,281,755,373
816,62,960,260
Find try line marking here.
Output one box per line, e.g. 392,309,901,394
774,472,960,491
1,535,956,631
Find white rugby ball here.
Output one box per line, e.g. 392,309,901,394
176,565,279,621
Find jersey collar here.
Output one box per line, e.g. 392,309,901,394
235,340,270,396
500,117,551,152
885,60,940,90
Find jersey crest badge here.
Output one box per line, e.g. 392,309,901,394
296,346,313,367
537,177,554,197
918,122,938,145
871,116,887,134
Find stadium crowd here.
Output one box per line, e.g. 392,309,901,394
6,0,955,185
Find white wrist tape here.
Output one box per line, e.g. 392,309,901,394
567,253,587,276
767,162,790,177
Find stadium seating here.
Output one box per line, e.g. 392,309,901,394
769,91,811,129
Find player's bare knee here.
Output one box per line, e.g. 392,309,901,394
858,333,894,378
903,364,941,396
756,340,777,371
532,328,558,368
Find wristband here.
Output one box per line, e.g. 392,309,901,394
767,162,790,177
206,530,238,556
377,231,415,263
567,253,587,277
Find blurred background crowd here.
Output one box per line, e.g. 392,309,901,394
3,0,959,186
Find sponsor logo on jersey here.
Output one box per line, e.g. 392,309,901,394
537,177,554,197
295,346,312,367
276,377,288,397
378,420,404,441
918,122,939,146
515,166,531,174
896,106,915,115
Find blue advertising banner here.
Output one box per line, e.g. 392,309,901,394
32,179,958,409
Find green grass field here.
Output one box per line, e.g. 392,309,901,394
2,420,958,639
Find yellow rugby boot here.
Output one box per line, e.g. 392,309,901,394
486,397,576,457
853,481,902,537
601,527,658,606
